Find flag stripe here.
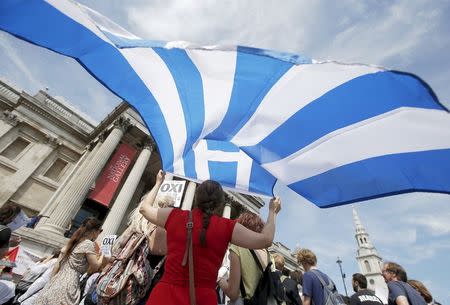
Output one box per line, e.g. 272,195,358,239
208,50,293,140
243,70,444,164
263,108,450,184
231,62,381,146
153,48,204,178
186,49,237,142
289,148,450,207
208,161,238,187
120,47,186,175
249,161,277,195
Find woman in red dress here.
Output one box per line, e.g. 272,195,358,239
140,170,282,305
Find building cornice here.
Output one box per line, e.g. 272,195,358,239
19,92,93,139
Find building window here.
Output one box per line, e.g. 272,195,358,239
369,279,375,285
364,260,371,272
364,237,368,243
0,137,30,160
44,158,68,181
360,238,363,244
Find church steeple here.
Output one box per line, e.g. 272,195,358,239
353,207,373,248
352,206,388,303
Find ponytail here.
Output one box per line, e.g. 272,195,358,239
194,180,226,248
199,208,213,247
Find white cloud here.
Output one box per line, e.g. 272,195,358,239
405,213,450,236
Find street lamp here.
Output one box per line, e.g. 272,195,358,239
336,257,348,297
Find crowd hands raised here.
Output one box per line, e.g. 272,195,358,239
0,170,440,305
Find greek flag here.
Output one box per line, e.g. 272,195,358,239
1,0,450,208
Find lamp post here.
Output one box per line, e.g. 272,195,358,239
336,257,348,297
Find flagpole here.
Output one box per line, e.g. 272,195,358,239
182,181,197,210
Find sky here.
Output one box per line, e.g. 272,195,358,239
1,0,449,302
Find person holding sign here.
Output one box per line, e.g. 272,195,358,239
140,170,282,305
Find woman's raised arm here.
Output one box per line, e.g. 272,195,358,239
231,197,281,249
139,170,173,228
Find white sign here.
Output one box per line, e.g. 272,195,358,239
101,235,117,257
13,247,42,276
157,180,186,208
7,210,30,231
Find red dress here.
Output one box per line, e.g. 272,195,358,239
146,208,236,305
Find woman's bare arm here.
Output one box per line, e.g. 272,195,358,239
148,226,167,256
218,251,242,301
139,170,173,228
86,252,104,272
231,197,281,249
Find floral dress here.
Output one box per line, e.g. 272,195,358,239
35,240,96,305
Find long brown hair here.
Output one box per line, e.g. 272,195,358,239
55,217,101,274
193,180,225,247
408,280,433,303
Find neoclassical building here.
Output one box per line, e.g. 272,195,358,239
353,207,388,303
0,79,300,271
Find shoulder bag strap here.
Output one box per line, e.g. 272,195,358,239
182,210,196,305
249,249,264,271
240,276,248,300
310,269,330,288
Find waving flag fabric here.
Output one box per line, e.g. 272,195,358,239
1,0,450,208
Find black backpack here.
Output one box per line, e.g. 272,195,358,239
240,249,286,305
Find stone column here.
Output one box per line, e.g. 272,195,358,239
222,203,231,219
0,135,57,206
36,141,100,227
0,110,19,139
38,117,131,236
181,181,196,210
99,144,152,239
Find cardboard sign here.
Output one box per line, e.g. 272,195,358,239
157,180,186,208
101,235,117,257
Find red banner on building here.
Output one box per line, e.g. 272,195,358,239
88,143,136,207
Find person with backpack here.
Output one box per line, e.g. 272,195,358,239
297,248,345,305
95,191,173,305
218,212,286,305
272,254,301,305
382,262,426,305
139,170,282,305
280,269,302,305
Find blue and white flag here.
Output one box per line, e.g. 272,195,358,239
1,0,450,208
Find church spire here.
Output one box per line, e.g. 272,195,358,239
353,205,365,234
352,206,373,248
352,206,388,304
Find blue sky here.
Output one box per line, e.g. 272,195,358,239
1,0,449,302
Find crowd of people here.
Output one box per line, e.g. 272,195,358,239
0,171,442,305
